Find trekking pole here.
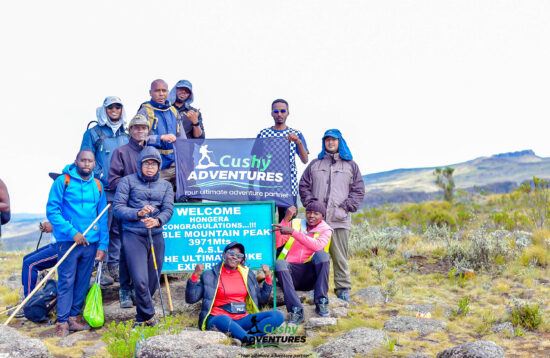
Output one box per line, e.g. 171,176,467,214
4,204,111,326
147,227,167,324
36,230,44,251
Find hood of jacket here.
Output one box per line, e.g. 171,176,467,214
137,146,162,182
61,163,100,207
318,129,353,160
168,80,194,110
96,104,128,131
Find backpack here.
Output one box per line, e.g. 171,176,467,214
23,279,57,322
64,173,102,195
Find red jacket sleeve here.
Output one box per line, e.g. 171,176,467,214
275,220,292,248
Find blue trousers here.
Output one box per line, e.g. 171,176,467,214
56,241,97,323
275,250,330,312
123,230,164,322
21,244,58,296
206,310,285,341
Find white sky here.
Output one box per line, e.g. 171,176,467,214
1,0,549,213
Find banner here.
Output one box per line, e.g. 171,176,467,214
162,202,275,273
173,138,293,207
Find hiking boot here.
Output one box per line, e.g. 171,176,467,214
145,316,157,327
68,316,90,331
109,264,120,282
56,321,69,337
336,288,351,302
119,289,133,308
315,297,330,317
287,307,304,325
6,305,25,318
100,272,114,287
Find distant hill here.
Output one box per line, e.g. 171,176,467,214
0,213,47,251
363,150,550,206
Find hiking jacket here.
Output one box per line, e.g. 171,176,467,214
108,138,145,191
80,124,129,190
168,80,206,140
299,153,365,230
137,100,179,169
46,164,108,251
275,219,332,263
185,262,272,330
113,147,174,236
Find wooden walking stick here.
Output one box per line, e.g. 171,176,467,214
4,204,111,325
163,274,175,316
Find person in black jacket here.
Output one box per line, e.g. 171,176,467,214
113,146,174,327
185,242,284,345
0,179,9,238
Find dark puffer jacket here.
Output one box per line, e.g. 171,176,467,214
185,262,272,330
113,146,174,236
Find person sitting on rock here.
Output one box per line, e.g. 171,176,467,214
273,202,333,324
185,241,284,345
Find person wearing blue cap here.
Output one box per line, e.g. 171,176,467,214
299,129,365,302
168,80,205,140
81,96,130,286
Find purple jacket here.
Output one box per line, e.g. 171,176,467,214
299,153,365,230
108,138,145,192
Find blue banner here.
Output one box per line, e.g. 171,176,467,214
162,202,275,272
173,138,293,207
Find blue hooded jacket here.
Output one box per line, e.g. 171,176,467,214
168,80,195,109
168,80,206,140
317,129,353,161
46,164,109,251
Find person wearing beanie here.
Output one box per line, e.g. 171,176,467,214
272,201,333,324
185,242,284,346
81,96,130,287
299,129,365,302
113,146,174,327
108,114,151,308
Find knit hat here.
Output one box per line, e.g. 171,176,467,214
129,114,151,131
305,201,326,217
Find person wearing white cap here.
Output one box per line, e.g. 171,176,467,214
81,96,130,286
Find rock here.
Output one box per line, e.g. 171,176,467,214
305,330,319,338
314,327,388,357
492,322,514,335
352,286,384,305
304,317,337,329
0,324,50,358
437,340,505,358
406,354,431,358
330,297,350,308
56,330,100,347
404,304,435,314
384,315,446,334
455,267,475,279
81,341,107,357
136,329,246,358
330,306,348,318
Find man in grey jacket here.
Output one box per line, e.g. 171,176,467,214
299,129,365,302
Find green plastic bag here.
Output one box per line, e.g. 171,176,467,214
83,261,104,327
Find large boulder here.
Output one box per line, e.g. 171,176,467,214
0,325,50,358
352,286,384,305
384,315,446,334
136,329,246,358
437,340,505,358
314,327,388,357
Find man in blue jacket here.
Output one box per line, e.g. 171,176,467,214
81,96,129,285
137,79,180,188
47,150,109,337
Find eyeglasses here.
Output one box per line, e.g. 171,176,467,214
107,104,122,110
142,161,159,167
226,250,244,259
272,109,287,114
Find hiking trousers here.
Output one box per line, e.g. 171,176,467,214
206,311,285,341
275,250,330,312
122,230,164,322
329,228,351,291
22,243,58,296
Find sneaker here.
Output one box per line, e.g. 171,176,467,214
109,264,120,282
315,298,330,317
68,316,90,331
56,321,69,337
119,289,133,308
100,272,114,287
145,316,157,327
336,288,351,302
287,307,304,325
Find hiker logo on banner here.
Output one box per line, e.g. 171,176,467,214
173,138,293,207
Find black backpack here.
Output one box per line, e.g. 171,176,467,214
24,279,57,322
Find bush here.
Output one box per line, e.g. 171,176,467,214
349,222,411,256
510,299,543,331
520,245,550,267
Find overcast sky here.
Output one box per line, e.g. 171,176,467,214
1,0,549,213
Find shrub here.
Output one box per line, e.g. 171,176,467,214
510,299,543,331
520,245,550,267
349,222,410,256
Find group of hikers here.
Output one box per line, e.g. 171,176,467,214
0,78,365,344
